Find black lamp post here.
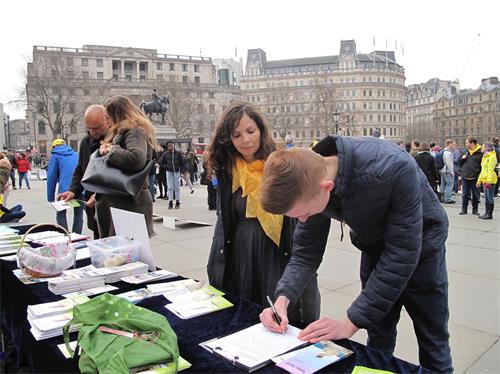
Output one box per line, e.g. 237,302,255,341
332,110,340,135
3,114,10,149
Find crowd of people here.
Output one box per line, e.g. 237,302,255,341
3,98,499,373
407,136,499,220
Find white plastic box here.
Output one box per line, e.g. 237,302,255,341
87,236,140,268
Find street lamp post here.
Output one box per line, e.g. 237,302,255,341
32,112,38,150
332,110,340,135
3,114,10,149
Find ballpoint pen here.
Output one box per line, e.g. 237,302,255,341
266,295,282,325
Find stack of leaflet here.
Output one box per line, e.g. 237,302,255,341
121,269,177,284
27,295,89,340
92,262,149,283
48,266,105,295
0,226,24,256
158,280,233,319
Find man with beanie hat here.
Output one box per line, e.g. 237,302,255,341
47,139,83,233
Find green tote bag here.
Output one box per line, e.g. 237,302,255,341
63,293,179,374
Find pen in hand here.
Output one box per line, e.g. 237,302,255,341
266,295,282,330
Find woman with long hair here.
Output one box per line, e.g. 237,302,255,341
205,101,320,326
96,95,156,237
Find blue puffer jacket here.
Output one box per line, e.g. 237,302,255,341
275,136,449,329
47,144,79,202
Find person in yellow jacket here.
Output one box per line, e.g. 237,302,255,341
476,143,498,219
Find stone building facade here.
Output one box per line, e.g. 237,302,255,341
406,78,459,142
240,40,407,145
433,77,500,147
26,45,242,154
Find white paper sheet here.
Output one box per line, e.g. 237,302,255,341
201,323,304,371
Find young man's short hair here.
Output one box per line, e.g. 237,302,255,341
445,139,453,146
467,136,478,145
260,148,326,214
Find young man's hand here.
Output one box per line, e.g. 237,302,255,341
298,317,359,343
86,193,96,208
259,295,289,333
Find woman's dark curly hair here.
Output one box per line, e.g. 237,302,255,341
205,101,276,174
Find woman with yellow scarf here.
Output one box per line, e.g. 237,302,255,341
205,102,320,326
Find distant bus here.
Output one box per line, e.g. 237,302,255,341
193,142,208,156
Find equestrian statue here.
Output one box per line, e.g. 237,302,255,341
140,89,170,124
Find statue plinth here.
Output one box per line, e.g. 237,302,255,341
154,124,177,142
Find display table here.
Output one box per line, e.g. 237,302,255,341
1,258,428,373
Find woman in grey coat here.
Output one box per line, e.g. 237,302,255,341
96,95,155,237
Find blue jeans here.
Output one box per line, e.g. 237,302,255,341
18,172,30,188
461,178,480,211
440,172,454,202
0,205,26,223
148,174,156,200
56,205,84,234
484,185,494,205
166,171,180,202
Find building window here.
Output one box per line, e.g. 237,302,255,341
194,64,199,73
170,75,175,82
157,74,163,80
209,104,215,114
97,72,104,80
37,102,44,113
126,75,132,82
96,59,103,68
81,58,88,67
112,74,118,81
182,64,187,72
209,92,214,99
82,71,89,80
38,121,46,135
69,102,76,113
140,75,145,82
156,62,162,70
112,61,119,70
170,63,175,71
194,76,200,85
182,76,188,84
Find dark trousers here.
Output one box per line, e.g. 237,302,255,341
360,248,453,373
461,178,480,211
0,205,26,223
10,170,16,188
207,184,217,209
157,168,167,197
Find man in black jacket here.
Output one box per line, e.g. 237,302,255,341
59,105,110,238
259,136,452,373
459,136,483,215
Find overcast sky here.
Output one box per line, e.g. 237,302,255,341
1,0,498,119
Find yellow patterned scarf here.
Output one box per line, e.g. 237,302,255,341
232,158,283,246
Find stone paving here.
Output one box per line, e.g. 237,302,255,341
7,171,499,373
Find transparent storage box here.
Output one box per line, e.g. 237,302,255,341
87,236,140,268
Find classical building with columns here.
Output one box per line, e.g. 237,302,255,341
240,40,406,145
26,45,241,153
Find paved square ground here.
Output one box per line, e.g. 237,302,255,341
8,172,499,373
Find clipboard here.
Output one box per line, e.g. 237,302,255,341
199,323,307,372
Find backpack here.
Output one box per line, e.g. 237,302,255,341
435,150,446,170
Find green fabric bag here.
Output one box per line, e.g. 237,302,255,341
63,293,179,374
